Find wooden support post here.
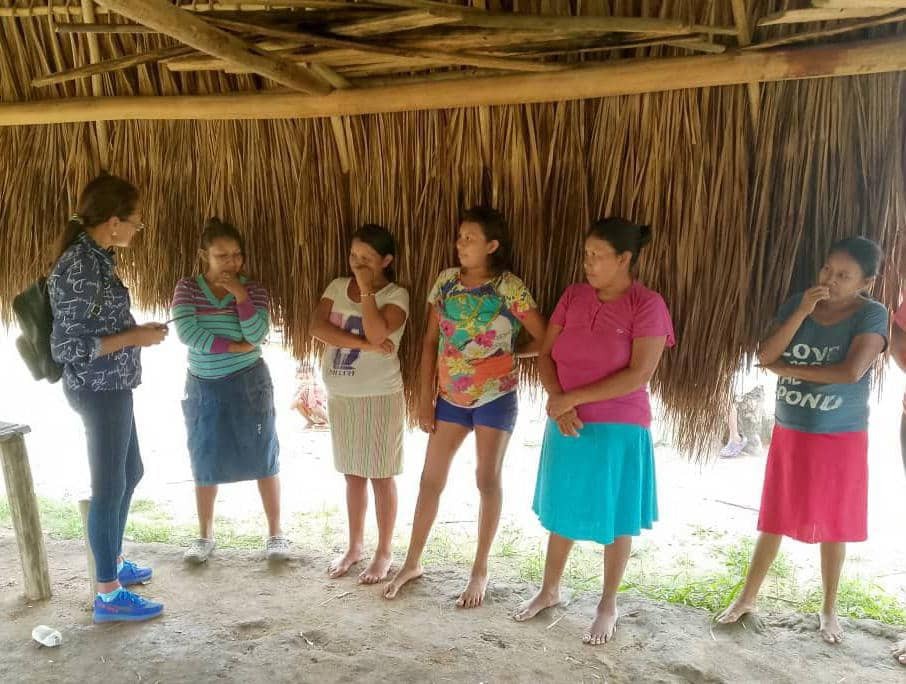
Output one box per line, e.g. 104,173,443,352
731,0,761,132
0,423,51,602
78,498,96,605
80,0,110,170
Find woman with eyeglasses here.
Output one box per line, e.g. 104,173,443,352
48,173,169,623
170,218,289,565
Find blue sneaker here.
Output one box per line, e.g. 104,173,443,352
117,559,153,586
93,589,164,623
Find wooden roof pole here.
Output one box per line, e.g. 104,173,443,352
93,0,332,94
80,0,110,169
2,35,905,126
33,45,195,88
0,3,371,17
731,0,761,132
750,10,906,50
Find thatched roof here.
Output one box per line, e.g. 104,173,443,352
1,1,905,456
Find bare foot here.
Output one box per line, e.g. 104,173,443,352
383,564,424,599
819,612,844,644
513,589,561,622
456,573,489,609
583,603,619,645
358,553,393,585
716,598,756,624
891,637,906,665
327,548,363,579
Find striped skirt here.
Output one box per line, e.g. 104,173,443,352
327,392,405,478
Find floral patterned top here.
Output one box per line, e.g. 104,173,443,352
48,231,140,392
429,267,537,407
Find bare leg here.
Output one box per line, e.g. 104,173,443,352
329,474,367,578
727,401,741,443
513,533,573,621
384,422,469,599
457,425,510,609
359,477,397,584
584,535,632,645
819,542,846,644
257,475,282,538
195,485,218,540
717,532,782,623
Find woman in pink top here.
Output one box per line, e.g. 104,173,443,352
513,217,675,646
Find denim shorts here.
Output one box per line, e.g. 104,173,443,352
435,391,518,433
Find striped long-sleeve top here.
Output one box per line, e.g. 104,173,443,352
170,274,270,379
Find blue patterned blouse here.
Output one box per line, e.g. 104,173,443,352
48,232,141,391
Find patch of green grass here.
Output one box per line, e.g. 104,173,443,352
623,538,794,615
517,545,545,584
422,525,472,567
493,523,523,559
129,498,162,515
621,568,745,614
36,498,84,540
0,498,10,526
690,525,726,542
125,520,183,545
801,578,906,626
561,544,603,594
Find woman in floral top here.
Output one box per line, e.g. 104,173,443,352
385,206,546,607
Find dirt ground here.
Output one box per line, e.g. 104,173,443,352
1,536,904,684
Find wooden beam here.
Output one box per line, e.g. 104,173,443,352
164,28,639,71
32,44,195,88
93,0,332,94
749,10,906,50
454,15,738,37
165,47,436,74
55,23,159,34
664,40,726,54
203,16,565,73
3,36,906,126
368,1,738,35
813,0,906,7
0,2,378,16
758,7,891,26
330,9,461,37
519,34,719,58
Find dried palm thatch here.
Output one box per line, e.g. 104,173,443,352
0,1,905,460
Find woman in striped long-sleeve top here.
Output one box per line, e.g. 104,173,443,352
171,218,289,564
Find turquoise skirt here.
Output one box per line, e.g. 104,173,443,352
532,420,657,545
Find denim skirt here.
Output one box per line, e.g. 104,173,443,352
182,360,279,486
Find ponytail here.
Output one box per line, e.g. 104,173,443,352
50,173,139,268
587,217,652,267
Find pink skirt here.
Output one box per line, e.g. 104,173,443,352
757,424,867,544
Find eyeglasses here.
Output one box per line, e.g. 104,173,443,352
125,218,147,232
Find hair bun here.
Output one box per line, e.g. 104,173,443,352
637,224,653,249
